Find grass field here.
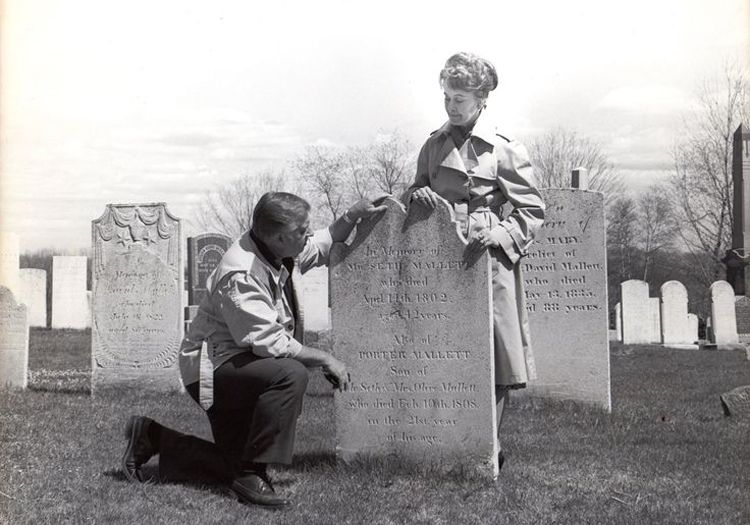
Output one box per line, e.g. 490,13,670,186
1,329,749,524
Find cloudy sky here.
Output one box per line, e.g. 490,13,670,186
1,0,748,253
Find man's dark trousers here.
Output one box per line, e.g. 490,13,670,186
155,353,309,483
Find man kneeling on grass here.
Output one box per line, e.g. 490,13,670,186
122,191,386,508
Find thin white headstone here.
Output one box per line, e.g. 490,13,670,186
710,281,739,344
621,280,650,344
297,266,330,332
51,256,88,329
18,269,47,327
660,281,690,345
0,286,28,388
615,302,622,342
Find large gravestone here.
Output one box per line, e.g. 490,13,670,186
648,297,661,343
187,233,231,306
0,232,20,297
620,280,650,344
0,287,28,388
91,203,183,391
330,198,498,478
524,189,610,410
710,281,739,345
51,256,89,329
19,269,47,327
660,281,690,345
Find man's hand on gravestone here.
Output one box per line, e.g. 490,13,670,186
410,187,440,209
347,197,389,222
322,356,350,391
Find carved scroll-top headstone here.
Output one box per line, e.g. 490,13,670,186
91,203,183,391
330,198,497,479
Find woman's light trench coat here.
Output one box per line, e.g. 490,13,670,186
402,119,545,387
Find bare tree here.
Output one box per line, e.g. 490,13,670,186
607,196,639,283
669,62,750,284
527,127,624,205
637,189,676,281
294,145,347,222
197,170,291,238
367,130,415,195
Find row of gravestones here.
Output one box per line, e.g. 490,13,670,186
616,279,750,346
1,176,610,479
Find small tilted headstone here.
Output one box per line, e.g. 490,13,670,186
330,197,498,478
720,385,750,417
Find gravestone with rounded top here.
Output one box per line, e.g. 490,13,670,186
524,188,610,410
51,256,88,329
187,233,232,306
19,269,47,327
0,232,20,297
330,197,498,479
0,286,28,388
661,281,690,345
91,203,183,391
621,280,650,344
710,281,739,345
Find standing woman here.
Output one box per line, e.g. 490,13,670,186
402,52,544,468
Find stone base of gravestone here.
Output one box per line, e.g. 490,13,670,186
720,385,750,417
0,287,28,389
662,343,699,350
330,197,498,479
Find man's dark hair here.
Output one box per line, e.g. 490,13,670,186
251,192,310,238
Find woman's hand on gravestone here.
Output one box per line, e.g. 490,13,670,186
467,228,500,253
410,187,440,209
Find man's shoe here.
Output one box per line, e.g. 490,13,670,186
230,474,290,508
122,416,158,483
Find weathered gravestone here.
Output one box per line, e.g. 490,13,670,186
19,269,47,328
0,286,28,388
710,281,739,345
187,233,231,306
330,197,498,478
524,188,610,410
648,297,661,344
621,280,650,344
51,256,89,329
91,203,183,391
0,232,20,297
660,281,691,346
735,296,750,343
